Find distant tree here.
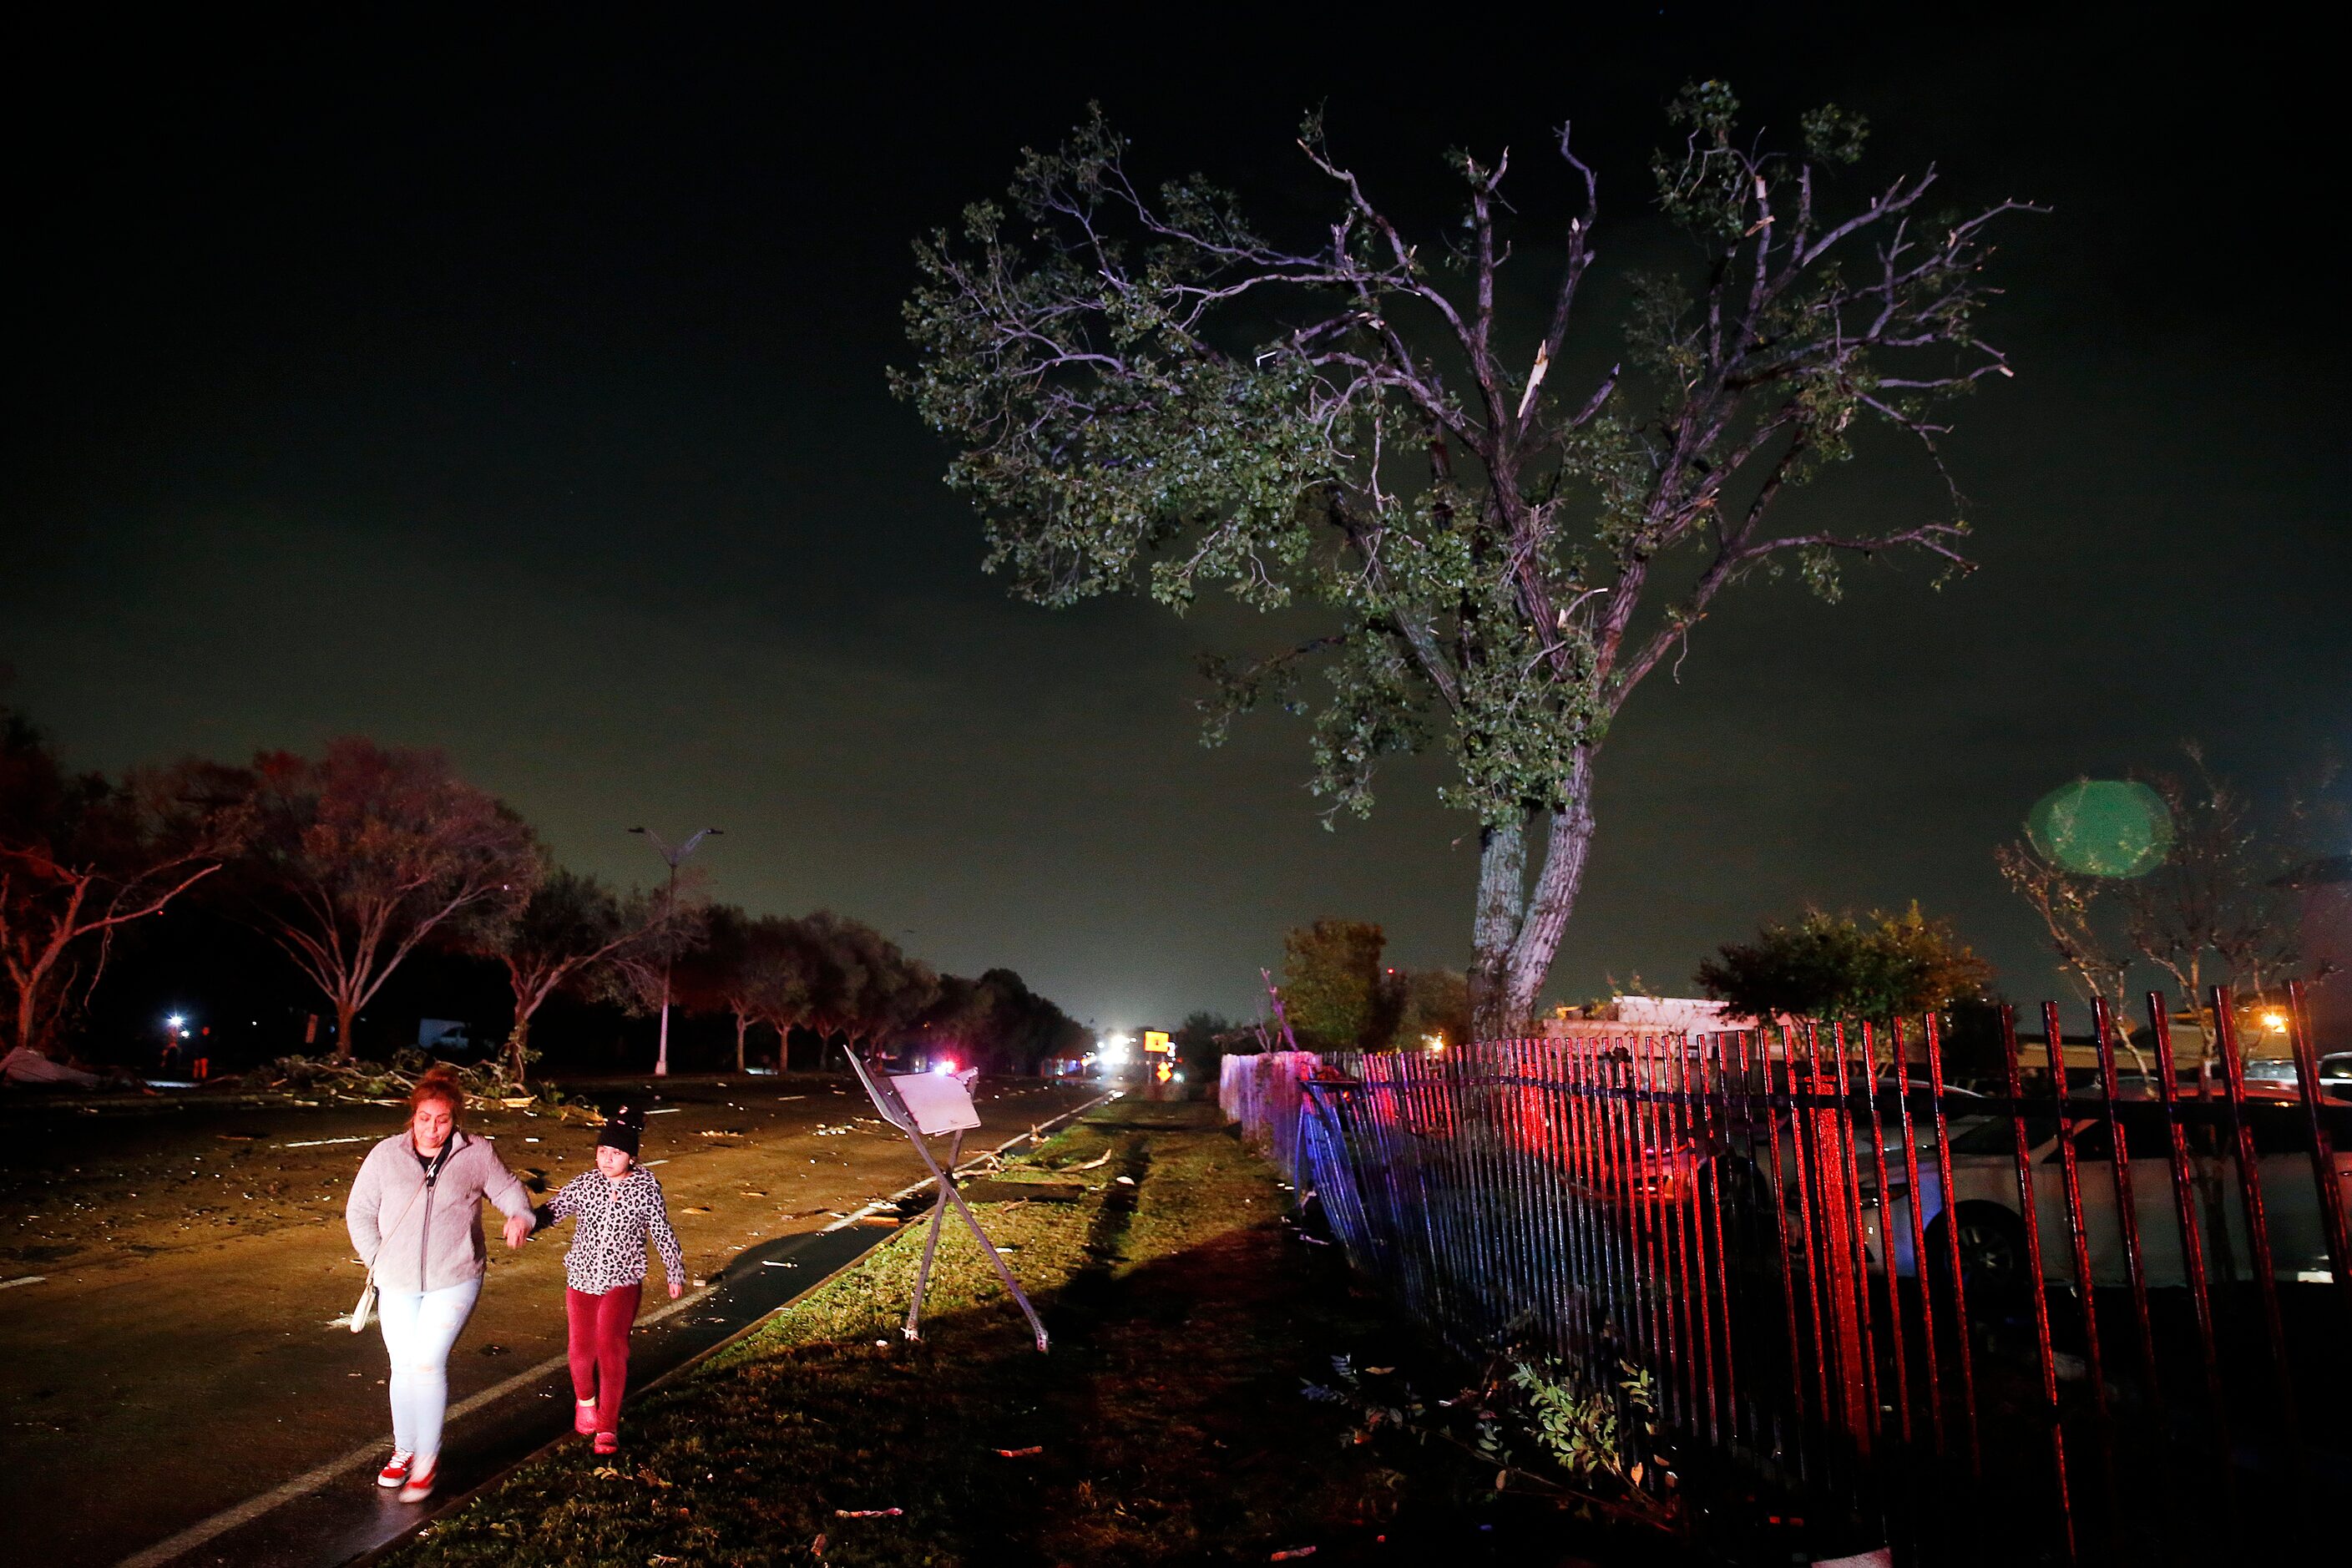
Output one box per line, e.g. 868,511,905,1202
1393,968,1472,1050
0,711,250,1055
1172,1008,1231,1081
913,972,989,1065
793,912,939,1060
976,968,1088,1074
898,88,2031,1037
476,864,685,1085
734,914,827,1071
1696,904,1991,1024
677,904,781,1074
1998,750,2337,1083
1281,918,1392,1050
912,967,1091,1075
229,739,538,1060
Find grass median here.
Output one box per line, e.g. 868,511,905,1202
385,1099,1647,1567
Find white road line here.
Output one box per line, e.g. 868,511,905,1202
113,1087,1116,1568
1,1274,44,1290
278,1136,372,1149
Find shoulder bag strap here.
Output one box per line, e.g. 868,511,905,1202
363,1169,431,1281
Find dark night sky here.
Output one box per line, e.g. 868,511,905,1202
4,8,2343,1029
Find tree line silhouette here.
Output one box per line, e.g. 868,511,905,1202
2,711,1083,1080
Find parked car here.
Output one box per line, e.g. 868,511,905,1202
2242,1051,2352,1100
1863,1097,2352,1294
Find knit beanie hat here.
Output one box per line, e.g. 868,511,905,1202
596,1102,646,1158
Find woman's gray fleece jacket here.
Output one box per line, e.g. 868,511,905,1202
345,1129,534,1293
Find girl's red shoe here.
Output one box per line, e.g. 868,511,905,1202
377,1451,412,1488
397,1459,438,1504
575,1399,599,1435
592,1430,619,1456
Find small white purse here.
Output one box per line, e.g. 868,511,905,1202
348,1272,377,1334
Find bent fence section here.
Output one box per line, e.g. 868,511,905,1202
1223,985,2351,1565
1219,1050,1320,1185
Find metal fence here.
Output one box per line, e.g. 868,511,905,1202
1219,1049,1321,1185
1227,983,2350,1564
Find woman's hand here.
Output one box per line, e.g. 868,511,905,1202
668,1279,684,1300
503,1213,534,1249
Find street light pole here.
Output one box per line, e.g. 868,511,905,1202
630,825,720,1076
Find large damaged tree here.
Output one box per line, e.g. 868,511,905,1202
898,84,2031,1034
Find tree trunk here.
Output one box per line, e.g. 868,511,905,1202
734,1012,748,1075
1466,752,1600,1042
335,999,358,1062
11,983,39,1059
505,1015,532,1087
1469,817,1529,1039
1503,755,1599,1031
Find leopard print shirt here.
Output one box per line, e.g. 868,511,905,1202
542,1166,685,1295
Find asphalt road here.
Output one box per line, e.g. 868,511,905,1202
0,1074,1095,1567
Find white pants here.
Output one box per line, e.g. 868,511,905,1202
377,1276,482,1462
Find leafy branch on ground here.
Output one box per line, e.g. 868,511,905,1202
244,1048,571,1111
1302,1349,1678,1531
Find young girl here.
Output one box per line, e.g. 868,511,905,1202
531,1105,685,1454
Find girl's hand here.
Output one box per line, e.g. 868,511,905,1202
669,1279,684,1300
503,1213,534,1249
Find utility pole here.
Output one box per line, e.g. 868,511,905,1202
630,825,720,1076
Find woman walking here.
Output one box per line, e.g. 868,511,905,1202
344,1065,536,1502
532,1105,685,1454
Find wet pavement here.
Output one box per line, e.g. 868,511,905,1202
134,1221,894,1568
0,1074,1100,1566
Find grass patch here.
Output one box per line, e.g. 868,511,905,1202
388,1099,1674,1567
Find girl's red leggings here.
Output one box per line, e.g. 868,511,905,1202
565,1282,643,1425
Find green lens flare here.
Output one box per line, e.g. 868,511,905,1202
2026,779,2173,878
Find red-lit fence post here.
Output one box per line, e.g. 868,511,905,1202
1889,1019,1944,1456
2208,987,2297,1450
1998,1004,2074,1561
2088,997,2162,1423
1921,1013,1980,1476
2143,989,2233,1513
1858,1023,1912,1446
1829,1024,1882,1446
2284,979,2352,1318
2040,1002,2114,1534
1698,1032,1737,1446
1805,1024,1872,1452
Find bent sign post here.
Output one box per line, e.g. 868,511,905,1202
847,1051,1050,1353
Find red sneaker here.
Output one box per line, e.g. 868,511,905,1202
376,1451,412,1489
397,1459,438,1504
592,1430,619,1456
574,1399,599,1436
